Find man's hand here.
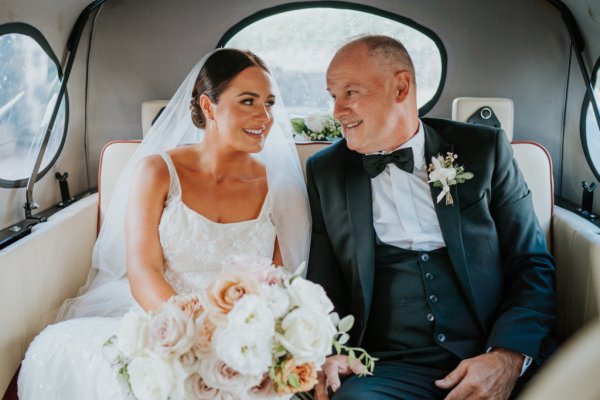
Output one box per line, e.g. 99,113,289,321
314,355,369,400
435,348,523,400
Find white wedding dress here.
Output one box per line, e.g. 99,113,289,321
18,153,277,399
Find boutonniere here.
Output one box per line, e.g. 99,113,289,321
427,152,474,205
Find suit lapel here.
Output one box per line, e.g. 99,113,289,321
344,148,375,334
423,124,480,324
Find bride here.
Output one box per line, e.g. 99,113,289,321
18,48,311,399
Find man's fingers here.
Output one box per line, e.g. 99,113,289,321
435,361,468,389
348,357,370,376
443,381,475,400
323,359,342,392
314,372,329,400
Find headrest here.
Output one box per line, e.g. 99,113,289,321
141,100,169,137
452,97,514,141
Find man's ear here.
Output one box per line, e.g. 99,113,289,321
199,94,215,120
393,70,412,103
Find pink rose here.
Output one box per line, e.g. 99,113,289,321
147,302,196,357
222,255,282,285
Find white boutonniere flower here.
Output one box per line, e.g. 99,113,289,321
427,152,474,205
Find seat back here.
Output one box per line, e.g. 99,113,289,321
452,97,515,141
511,141,553,246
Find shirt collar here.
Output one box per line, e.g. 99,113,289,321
372,120,425,170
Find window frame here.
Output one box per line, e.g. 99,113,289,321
580,55,600,182
217,1,447,116
0,22,69,189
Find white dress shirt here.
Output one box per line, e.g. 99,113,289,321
371,121,445,250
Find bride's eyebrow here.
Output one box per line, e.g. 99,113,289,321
236,91,275,99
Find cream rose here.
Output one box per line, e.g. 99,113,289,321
212,295,274,375
128,354,176,400
183,372,220,400
117,311,149,358
278,307,336,365
286,277,334,313
260,284,291,318
147,302,196,357
198,353,262,396
192,314,217,357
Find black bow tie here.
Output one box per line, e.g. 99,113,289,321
363,148,414,178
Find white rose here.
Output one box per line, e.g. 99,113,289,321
117,311,150,358
428,156,456,186
286,277,334,313
147,302,196,358
305,113,327,132
278,307,337,366
213,295,275,375
128,354,176,400
198,353,262,396
260,284,291,318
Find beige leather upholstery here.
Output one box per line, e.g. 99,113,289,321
519,319,600,400
141,100,168,138
552,206,600,339
0,195,97,395
452,97,515,141
511,142,553,247
98,140,141,227
142,100,168,137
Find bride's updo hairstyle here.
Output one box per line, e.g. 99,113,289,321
190,49,270,128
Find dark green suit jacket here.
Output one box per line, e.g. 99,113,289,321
306,117,555,363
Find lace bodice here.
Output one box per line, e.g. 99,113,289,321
157,153,277,293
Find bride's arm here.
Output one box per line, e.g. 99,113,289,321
125,155,176,311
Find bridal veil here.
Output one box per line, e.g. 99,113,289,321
57,48,312,321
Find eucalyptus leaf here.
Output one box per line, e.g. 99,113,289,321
338,315,354,333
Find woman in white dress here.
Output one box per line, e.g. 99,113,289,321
18,48,311,399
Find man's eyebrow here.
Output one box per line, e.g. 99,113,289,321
236,91,275,98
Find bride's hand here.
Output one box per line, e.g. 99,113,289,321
314,355,368,400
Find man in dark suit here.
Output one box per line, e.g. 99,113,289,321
306,35,555,399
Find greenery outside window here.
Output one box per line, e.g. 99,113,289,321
0,23,68,188
219,2,446,142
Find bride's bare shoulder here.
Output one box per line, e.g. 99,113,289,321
131,154,170,191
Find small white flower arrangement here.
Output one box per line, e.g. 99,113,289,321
291,113,343,142
104,256,375,400
427,152,474,205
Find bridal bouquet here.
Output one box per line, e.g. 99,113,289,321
105,256,375,400
291,113,343,141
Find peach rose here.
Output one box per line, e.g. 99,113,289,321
206,272,259,316
192,314,217,356
170,293,204,319
273,358,318,395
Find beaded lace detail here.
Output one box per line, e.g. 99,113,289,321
157,153,276,293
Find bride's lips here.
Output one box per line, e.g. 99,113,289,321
243,126,265,138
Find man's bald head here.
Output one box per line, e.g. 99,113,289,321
334,35,416,87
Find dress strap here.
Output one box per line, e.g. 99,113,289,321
158,152,182,199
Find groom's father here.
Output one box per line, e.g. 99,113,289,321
306,35,555,399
